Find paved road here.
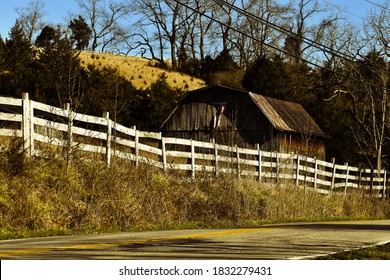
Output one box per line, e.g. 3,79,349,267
1,220,389,259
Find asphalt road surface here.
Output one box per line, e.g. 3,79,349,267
1,220,390,260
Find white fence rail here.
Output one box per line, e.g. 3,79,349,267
0,93,388,198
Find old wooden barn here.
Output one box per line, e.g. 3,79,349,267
161,85,327,159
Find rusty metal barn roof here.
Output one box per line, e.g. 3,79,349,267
249,92,326,136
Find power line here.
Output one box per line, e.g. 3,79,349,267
323,0,365,21
363,0,390,11
212,0,357,63
171,0,386,90
212,0,389,86
174,0,323,68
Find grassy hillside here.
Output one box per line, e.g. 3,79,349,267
79,52,206,91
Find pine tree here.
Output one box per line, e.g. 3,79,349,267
82,64,138,125
69,16,92,51
0,20,37,97
35,25,57,48
0,36,5,70
242,56,290,100
34,25,83,107
201,49,242,87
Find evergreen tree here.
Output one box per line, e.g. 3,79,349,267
201,49,242,87
0,36,5,70
131,77,183,131
82,64,138,125
69,16,92,51
81,66,182,130
0,36,6,94
242,56,290,100
0,20,37,97
34,25,83,107
242,55,319,107
35,25,57,48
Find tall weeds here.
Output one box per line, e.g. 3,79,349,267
0,152,389,239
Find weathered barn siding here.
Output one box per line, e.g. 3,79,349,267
161,85,327,159
276,134,326,159
163,86,272,145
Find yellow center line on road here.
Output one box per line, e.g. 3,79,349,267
0,227,276,258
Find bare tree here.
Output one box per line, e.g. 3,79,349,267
15,0,46,43
340,2,390,170
76,0,131,51
131,0,188,70
112,31,158,58
283,0,339,64
176,6,197,69
212,0,237,52
194,0,215,62
131,0,165,61
230,0,291,67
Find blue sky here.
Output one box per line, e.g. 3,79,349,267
0,0,382,40
0,0,78,38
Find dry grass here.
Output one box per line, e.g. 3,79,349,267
0,164,388,238
0,141,389,239
315,242,390,260
79,52,206,91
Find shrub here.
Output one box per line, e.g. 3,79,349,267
0,137,25,176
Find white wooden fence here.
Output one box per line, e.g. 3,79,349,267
0,93,388,198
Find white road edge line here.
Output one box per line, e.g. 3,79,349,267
286,240,390,260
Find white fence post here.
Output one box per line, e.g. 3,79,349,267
161,136,167,172
276,152,280,184
104,111,111,166
295,154,300,187
357,163,362,190
344,162,349,196
314,158,318,190
236,145,240,179
383,170,387,199
257,144,262,182
213,138,218,177
64,103,73,162
22,92,33,156
134,126,139,167
191,139,195,179
331,157,336,193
